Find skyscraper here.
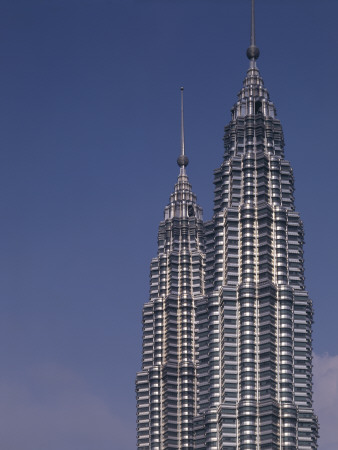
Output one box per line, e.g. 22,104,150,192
136,1,318,448
136,89,205,448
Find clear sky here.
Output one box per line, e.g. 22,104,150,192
0,0,337,449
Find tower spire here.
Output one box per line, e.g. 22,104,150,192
250,0,255,48
180,86,185,158
177,87,189,172
246,0,260,62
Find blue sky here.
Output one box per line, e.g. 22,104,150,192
0,0,337,449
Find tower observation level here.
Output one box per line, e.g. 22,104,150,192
136,1,318,448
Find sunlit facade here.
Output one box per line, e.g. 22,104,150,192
136,157,205,448
192,58,318,450
136,4,318,448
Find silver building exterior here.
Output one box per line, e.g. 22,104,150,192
193,21,319,450
136,89,205,448
136,3,318,449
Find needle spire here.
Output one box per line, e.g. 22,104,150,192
246,0,260,62
177,87,189,171
181,87,185,158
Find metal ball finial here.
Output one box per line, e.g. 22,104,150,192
246,45,260,60
177,154,189,168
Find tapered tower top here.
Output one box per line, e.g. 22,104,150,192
246,0,260,61
177,87,189,171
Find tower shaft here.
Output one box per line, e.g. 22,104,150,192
136,166,205,449
193,65,318,450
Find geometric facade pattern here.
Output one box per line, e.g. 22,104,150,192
193,58,319,450
136,2,319,448
136,90,205,448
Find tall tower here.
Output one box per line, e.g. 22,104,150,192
136,89,205,449
193,1,318,449
136,2,319,449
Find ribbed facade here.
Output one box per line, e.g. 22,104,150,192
136,168,205,449
193,63,318,449
136,32,318,450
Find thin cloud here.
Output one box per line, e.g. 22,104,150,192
0,363,134,450
313,353,338,450
3,357,337,449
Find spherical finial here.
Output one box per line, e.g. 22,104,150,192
177,154,189,167
246,45,260,60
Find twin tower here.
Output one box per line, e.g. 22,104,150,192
136,4,319,449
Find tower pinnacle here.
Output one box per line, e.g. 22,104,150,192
246,0,260,61
177,87,189,170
